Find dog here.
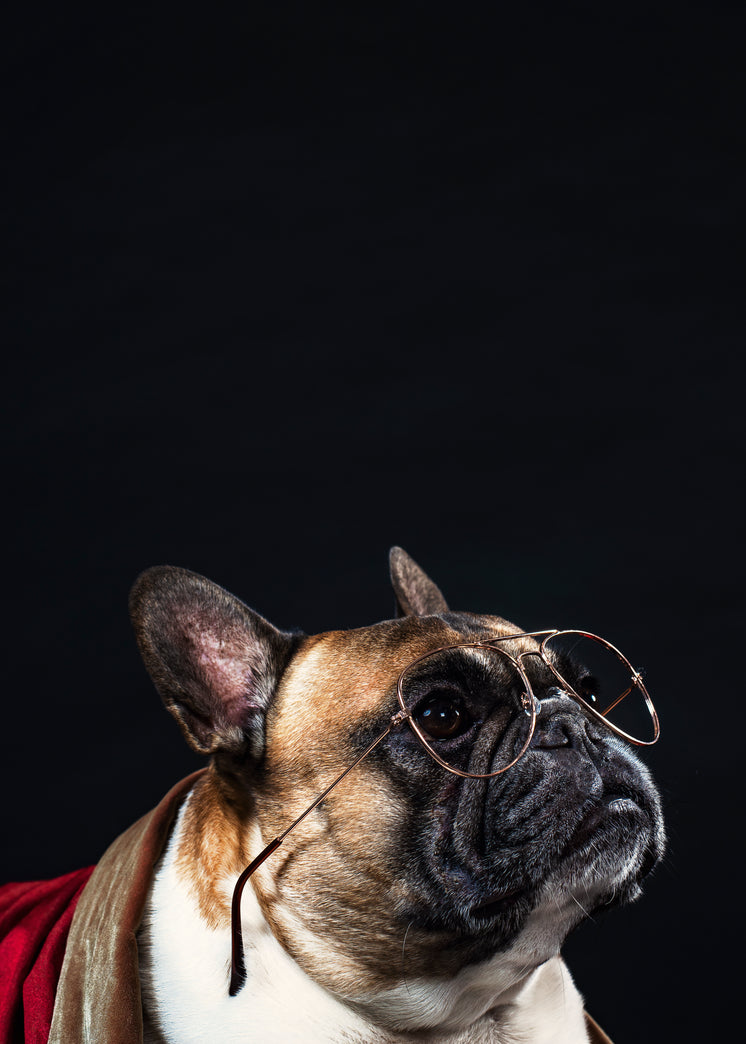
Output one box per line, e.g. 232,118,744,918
110,548,663,1043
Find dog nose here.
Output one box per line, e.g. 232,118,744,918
530,689,587,750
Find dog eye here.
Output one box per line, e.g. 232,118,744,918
415,693,473,739
578,674,601,703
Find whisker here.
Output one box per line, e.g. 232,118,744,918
569,892,597,924
548,884,564,915
401,920,414,996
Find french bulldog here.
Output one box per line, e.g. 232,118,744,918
131,548,664,1043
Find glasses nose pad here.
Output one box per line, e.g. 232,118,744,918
532,687,573,717
546,685,572,702
522,692,542,717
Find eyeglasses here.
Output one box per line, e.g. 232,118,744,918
229,628,659,994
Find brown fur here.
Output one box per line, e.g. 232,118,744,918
173,769,249,929
174,614,542,995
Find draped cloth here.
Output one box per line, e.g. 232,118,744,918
0,771,202,1044
0,867,95,1044
1,771,613,1043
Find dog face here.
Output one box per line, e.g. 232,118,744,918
130,549,664,1023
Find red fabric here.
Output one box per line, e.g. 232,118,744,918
0,868,95,1044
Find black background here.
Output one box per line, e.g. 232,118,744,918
2,3,743,1041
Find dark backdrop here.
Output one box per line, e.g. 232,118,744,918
3,4,742,1041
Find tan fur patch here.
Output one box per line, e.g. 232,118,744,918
174,768,250,929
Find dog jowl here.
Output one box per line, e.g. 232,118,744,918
127,549,664,1044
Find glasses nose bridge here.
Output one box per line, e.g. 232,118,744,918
513,647,546,676
475,639,548,681
508,648,560,715
479,644,547,714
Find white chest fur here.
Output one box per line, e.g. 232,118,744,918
138,796,592,1044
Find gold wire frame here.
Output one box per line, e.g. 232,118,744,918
396,643,537,779
228,626,660,994
534,629,660,746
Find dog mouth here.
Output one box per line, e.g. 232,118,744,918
569,793,648,849
555,789,660,896
469,793,650,924
469,885,530,921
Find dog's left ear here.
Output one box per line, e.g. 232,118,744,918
389,546,449,617
129,566,298,757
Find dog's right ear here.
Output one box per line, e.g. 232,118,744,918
129,566,299,758
389,546,449,617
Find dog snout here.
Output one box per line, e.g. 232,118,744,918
530,693,591,751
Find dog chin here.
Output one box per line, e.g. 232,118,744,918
420,803,659,954
546,794,661,915
464,793,660,947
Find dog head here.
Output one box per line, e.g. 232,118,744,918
130,549,664,1030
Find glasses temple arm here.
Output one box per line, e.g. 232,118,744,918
229,719,398,996
229,838,283,995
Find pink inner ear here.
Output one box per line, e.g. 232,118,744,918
185,613,269,730
198,631,250,702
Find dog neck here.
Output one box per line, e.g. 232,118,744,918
138,781,591,1044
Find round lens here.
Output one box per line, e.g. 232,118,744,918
398,646,535,777
541,631,658,744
